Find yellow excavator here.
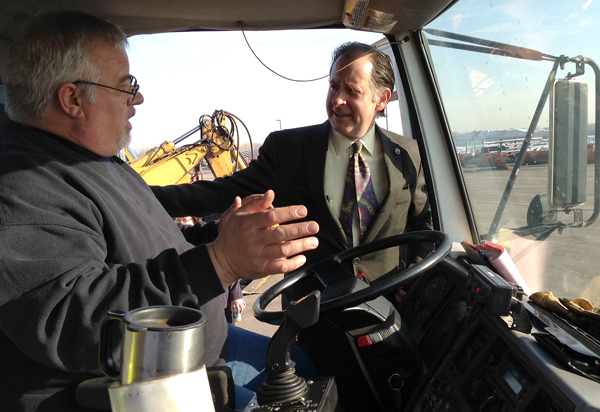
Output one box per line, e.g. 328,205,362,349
123,110,252,185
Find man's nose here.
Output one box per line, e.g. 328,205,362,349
332,91,345,106
130,91,144,105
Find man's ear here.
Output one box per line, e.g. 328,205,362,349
56,83,85,118
375,88,392,112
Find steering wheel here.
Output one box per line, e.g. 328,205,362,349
254,230,452,323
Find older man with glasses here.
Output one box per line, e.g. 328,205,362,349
0,11,319,412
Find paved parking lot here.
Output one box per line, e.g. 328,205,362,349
234,274,284,337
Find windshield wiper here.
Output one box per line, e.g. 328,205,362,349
424,28,558,62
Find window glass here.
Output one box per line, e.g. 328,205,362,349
127,29,401,155
425,0,600,303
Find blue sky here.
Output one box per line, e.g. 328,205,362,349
424,0,600,133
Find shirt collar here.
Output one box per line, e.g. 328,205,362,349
330,125,377,156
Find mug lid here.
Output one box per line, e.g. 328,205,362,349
124,305,206,332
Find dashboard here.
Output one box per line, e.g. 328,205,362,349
398,257,600,412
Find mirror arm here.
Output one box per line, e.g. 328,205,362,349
560,57,600,229
579,57,600,228
486,59,563,240
492,57,600,234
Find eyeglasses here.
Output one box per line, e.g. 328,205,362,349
73,75,139,102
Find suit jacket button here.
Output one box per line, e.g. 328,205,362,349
353,257,360,266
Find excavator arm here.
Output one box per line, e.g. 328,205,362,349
126,110,251,186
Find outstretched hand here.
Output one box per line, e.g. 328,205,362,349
218,193,265,232
207,190,319,289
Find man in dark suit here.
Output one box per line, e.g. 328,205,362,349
152,42,432,286
152,43,432,409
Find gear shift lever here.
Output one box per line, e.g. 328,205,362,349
256,290,321,404
248,290,339,412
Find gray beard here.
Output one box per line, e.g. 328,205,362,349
118,130,132,150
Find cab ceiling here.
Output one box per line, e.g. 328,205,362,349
0,0,455,40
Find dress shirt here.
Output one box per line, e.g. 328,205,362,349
325,125,389,246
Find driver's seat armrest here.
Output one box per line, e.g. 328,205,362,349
207,365,236,412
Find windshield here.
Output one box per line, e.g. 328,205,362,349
424,0,600,305
127,29,390,154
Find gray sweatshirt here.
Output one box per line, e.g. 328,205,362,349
0,121,227,411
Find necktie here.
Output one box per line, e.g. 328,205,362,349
340,141,378,248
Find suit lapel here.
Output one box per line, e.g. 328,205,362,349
362,127,408,243
305,121,348,248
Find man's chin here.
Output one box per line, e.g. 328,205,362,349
118,131,132,151
331,123,358,140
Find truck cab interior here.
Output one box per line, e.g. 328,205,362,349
2,1,600,411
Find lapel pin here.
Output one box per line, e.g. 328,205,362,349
395,148,401,155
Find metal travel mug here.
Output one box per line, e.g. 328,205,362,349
98,305,207,385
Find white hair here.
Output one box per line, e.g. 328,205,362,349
5,11,128,123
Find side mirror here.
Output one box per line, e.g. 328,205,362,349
548,78,589,208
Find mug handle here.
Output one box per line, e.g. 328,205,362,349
98,310,126,380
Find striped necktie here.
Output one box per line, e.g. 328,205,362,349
339,141,379,248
